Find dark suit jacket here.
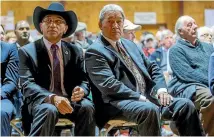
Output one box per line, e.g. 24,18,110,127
19,38,89,108
1,41,19,99
85,35,166,127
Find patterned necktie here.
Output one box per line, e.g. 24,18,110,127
116,41,146,94
51,44,62,95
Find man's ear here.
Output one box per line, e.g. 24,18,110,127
39,23,43,33
64,25,68,34
178,29,183,36
14,30,17,35
98,21,102,30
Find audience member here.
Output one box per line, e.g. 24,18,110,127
62,34,75,43
155,30,162,48
4,31,17,44
0,25,5,41
149,29,174,72
142,33,156,57
197,26,212,44
1,42,19,136
209,53,214,95
168,15,214,135
122,19,141,41
19,2,95,136
15,20,31,48
74,22,92,52
85,4,204,136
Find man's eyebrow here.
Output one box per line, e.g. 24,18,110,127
56,16,64,20
44,15,64,20
107,17,123,20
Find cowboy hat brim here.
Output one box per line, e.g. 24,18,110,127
33,6,78,38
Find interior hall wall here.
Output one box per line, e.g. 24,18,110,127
183,1,214,27
3,1,213,40
1,1,180,40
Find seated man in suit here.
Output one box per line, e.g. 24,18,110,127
1,41,19,136
168,15,214,135
85,4,204,136
19,2,95,136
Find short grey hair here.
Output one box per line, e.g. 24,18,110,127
197,26,212,38
160,29,173,41
175,15,193,38
99,4,125,22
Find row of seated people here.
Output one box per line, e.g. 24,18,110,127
1,2,214,136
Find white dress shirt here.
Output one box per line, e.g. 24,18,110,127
43,37,67,96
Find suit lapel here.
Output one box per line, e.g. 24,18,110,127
100,35,131,70
35,39,51,72
121,39,151,79
61,42,70,67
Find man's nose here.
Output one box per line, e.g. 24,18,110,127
112,21,119,28
193,24,198,29
50,22,57,27
23,28,28,32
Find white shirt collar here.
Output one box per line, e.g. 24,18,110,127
43,37,61,50
162,46,168,52
101,33,121,48
16,43,21,49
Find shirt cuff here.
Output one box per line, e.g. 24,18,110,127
139,95,147,102
44,94,56,104
157,88,168,95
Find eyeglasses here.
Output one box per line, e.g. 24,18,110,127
42,18,66,25
201,33,212,38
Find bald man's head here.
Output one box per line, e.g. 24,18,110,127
15,20,30,42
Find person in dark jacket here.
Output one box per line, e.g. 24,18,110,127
85,4,204,136
19,3,95,136
168,15,214,135
149,29,174,72
1,42,19,136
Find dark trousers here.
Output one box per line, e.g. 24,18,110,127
161,98,204,136
111,98,204,136
22,98,95,136
1,99,14,136
193,86,214,135
115,100,160,136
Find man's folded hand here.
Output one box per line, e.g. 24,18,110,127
53,96,73,115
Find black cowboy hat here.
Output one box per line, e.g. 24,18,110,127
33,2,78,38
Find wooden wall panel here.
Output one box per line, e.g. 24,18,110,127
3,1,213,40
183,1,214,27
1,1,180,39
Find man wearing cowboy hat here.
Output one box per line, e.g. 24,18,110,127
19,2,95,136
